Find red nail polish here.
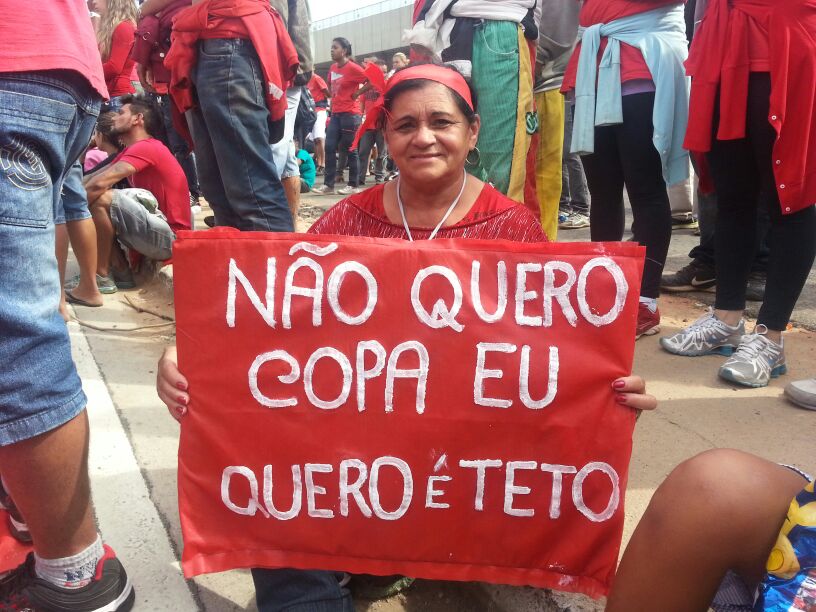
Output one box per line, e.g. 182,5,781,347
177,406,187,416
176,382,187,391
613,380,625,389
616,394,627,404
177,395,188,405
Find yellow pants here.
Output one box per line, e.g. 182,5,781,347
534,90,565,240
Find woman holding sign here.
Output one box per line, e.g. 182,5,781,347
157,63,657,610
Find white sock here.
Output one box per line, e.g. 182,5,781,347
35,534,104,589
639,297,658,313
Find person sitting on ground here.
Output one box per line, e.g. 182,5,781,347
83,95,191,294
156,63,658,609
606,449,813,611
296,148,316,193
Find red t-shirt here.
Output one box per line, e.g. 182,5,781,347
115,138,191,232
0,0,107,98
328,61,367,115
309,183,549,243
562,0,683,92
308,73,329,107
103,21,137,98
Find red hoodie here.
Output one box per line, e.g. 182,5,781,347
165,0,298,125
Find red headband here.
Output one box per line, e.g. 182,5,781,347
351,64,473,148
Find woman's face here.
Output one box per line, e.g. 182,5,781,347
384,82,479,187
392,55,408,70
91,0,107,14
330,41,346,62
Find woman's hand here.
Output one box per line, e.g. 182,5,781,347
612,376,657,413
157,345,188,422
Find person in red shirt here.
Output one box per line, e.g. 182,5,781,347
93,0,138,106
0,1,134,608
661,0,816,389
307,72,330,172
312,37,368,195
84,96,191,293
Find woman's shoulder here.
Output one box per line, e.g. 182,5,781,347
465,183,549,243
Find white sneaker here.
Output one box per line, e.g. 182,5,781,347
336,185,360,196
785,377,816,410
311,185,335,195
660,310,744,357
718,325,787,388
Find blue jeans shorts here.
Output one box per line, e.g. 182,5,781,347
54,161,92,224
0,70,100,445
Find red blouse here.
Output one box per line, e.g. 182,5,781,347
102,20,137,98
308,183,549,243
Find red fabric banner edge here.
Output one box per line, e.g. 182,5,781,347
180,548,608,599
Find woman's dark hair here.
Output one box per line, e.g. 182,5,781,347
380,63,477,127
95,112,122,149
332,37,353,59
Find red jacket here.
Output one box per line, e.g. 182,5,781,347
685,0,816,214
165,0,298,124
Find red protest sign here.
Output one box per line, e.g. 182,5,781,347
173,229,644,598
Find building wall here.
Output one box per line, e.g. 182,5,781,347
311,0,413,73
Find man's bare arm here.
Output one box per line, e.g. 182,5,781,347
139,0,179,17
84,161,137,204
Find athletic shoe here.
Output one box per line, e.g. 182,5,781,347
559,212,590,230
718,325,786,388
0,481,30,545
203,215,215,228
558,211,569,225
745,271,767,302
316,165,325,176
63,274,82,290
0,546,134,611
635,303,661,339
95,274,118,295
671,215,699,231
661,260,716,292
785,377,816,410
660,310,744,356
311,185,336,195
336,185,360,195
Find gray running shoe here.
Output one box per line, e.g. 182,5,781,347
718,325,787,388
63,273,82,290
660,310,744,356
559,212,590,229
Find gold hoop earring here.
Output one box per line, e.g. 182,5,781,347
466,147,481,167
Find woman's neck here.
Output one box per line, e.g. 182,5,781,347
337,57,349,67
391,172,476,228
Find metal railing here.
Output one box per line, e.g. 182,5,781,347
311,0,413,31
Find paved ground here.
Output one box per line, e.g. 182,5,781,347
65,193,816,611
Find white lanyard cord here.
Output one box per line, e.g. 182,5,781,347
396,171,468,242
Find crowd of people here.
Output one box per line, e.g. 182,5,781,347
0,0,814,610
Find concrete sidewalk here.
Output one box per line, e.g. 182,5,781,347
70,194,816,611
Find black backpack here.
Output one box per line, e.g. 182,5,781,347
295,86,317,136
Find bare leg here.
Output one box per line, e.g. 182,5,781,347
0,411,97,558
65,218,103,306
55,223,70,321
88,190,114,278
607,449,806,612
315,139,325,168
282,176,301,225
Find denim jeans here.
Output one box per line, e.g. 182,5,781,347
324,112,361,189
560,102,589,215
188,38,293,232
0,70,100,445
251,568,353,612
150,92,200,199
357,128,385,185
